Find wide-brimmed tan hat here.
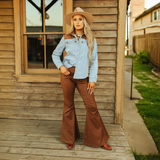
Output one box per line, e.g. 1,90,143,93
64,7,93,26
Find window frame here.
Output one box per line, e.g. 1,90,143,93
153,10,159,21
13,0,72,82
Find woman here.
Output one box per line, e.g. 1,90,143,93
52,7,112,151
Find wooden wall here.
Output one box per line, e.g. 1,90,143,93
0,0,119,124
133,33,160,68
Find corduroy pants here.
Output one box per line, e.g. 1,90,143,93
60,66,110,147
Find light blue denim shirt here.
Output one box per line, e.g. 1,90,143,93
51,32,98,82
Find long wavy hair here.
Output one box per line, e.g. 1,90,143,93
66,15,94,64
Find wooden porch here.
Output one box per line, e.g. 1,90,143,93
0,118,135,160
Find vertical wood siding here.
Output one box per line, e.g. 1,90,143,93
0,0,118,123
133,33,160,68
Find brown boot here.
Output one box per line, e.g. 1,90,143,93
67,142,74,149
101,143,112,150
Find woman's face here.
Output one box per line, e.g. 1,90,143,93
72,14,84,30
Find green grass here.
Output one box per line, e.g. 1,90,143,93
125,57,160,159
133,152,160,160
125,55,135,59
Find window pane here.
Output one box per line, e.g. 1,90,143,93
26,0,44,32
46,34,63,69
45,0,63,32
27,35,44,69
154,11,158,20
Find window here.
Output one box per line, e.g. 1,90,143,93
24,0,64,74
13,0,72,82
154,10,159,21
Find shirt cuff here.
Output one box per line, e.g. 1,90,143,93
89,77,97,83
58,64,63,70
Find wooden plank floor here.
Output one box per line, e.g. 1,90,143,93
0,118,135,160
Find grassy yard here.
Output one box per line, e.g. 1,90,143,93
125,56,160,160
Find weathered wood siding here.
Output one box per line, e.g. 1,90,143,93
133,33,160,68
0,0,118,123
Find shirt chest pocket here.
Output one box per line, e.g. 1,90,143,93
65,40,78,55
65,40,76,47
81,40,89,51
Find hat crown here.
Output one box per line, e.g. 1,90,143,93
64,7,93,26
74,7,84,12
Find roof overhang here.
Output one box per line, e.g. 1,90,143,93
131,23,160,32
135,2,160,21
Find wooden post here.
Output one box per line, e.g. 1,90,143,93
115,0,127,127
63,0,73,59
13,0,21,75
64,0,73,34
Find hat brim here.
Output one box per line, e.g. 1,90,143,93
64,11,93,26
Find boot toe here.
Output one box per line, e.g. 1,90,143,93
101,143,112,150
67,143,74,149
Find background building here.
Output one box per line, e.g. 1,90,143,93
132,2,160,67
128,0,145,55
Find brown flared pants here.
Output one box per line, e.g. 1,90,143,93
60,66,110,147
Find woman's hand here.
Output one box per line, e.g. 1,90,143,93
87,82,95,94
60,66,70,76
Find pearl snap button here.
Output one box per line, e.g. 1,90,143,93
81,41,83,43
75,41,76,42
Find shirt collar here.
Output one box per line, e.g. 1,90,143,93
70,30,86,38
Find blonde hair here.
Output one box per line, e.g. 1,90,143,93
66,15,94,64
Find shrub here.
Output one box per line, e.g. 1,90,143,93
135,49,150,64
132,53,137,59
